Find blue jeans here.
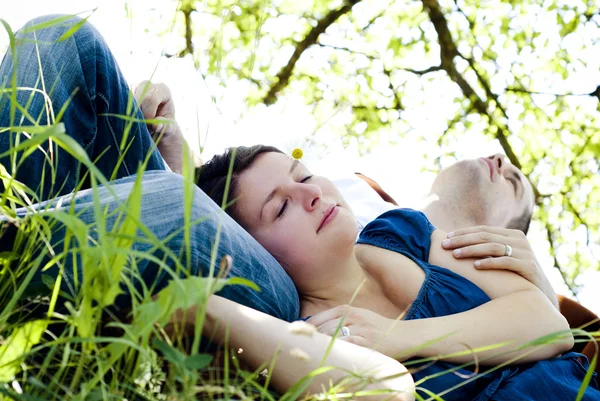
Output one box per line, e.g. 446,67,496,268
0,15,300,321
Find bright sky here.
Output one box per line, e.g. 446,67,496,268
1,0,598,315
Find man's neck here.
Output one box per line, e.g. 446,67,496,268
420,194,478,232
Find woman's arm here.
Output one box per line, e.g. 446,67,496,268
309,228,572,366
413,229,573,364
166,295,415,401
440,225,559,309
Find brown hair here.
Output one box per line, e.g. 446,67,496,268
195,145,284,217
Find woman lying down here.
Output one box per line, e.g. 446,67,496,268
190,145,599,400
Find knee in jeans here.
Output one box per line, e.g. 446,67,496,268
17,14,103,51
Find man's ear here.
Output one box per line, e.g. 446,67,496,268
354,172,398,206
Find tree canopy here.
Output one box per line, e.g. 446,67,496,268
169,0,599,293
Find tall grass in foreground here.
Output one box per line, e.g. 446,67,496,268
0,13,596,401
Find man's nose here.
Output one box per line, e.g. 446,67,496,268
489,153,506,174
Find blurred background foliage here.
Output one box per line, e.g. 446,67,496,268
1,0,598,293
163,0,600,294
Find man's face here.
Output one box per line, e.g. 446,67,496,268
430,154,535,228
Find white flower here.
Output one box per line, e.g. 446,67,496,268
281,137,324,169
287,321,317,337
289,347,312,362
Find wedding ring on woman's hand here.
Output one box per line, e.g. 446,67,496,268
504,244,513,257
341,326,351,336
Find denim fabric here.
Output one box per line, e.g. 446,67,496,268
0,15,300,321
13,171,300,321
0,14,165,200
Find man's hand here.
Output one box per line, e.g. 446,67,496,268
134,81,186,173
441,225,559,309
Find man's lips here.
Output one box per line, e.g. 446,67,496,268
481,158,495,181
318,204,338,233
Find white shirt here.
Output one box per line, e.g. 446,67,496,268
332,173,397,233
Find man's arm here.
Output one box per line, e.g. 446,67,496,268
133,81,189,174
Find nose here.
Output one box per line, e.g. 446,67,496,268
299,183,321,211
488,153,506,175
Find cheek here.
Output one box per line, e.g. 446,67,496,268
256,225,313,267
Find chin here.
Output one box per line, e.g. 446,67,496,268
433,160,479,192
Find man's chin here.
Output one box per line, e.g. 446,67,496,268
432,160,486,195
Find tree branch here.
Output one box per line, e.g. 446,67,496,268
421,0,523,164
506,87,600,98
421,0,586,297
316,43,443,76
545,221,579,297
263,0,362,105
383,67,404,113
178,2,195,57
420,0,553,202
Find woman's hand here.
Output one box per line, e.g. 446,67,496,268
441,225,558,308
306,305,405,359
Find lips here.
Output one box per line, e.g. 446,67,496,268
481,158,495,181
317,204,338,233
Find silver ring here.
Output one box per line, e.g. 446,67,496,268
341,326,351,336
504,244,513,257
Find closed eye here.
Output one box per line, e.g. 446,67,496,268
277,200,288,218
276,175,314,219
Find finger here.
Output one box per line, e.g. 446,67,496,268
316,320,344,336
337,335,367,346
447,226,518,239
442,232,516,250
306,305,350,327
452,243,524,259
473,256,526,274
155,83,175,117
139,88,163,121
323,323,360,338
149,116,178,138
133,80,151,102
144,83,174,118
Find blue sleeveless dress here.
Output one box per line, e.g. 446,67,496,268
355,208,599,401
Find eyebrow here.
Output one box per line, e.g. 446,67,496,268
259,159,300,221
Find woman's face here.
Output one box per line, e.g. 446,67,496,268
234,152,358,288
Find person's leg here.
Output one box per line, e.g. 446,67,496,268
13,170,299,322
0,15,165,201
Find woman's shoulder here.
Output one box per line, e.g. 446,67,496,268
357,208,436,261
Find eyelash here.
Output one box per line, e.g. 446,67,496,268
508,178,517,192
276,175,314,219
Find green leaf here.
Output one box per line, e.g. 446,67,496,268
152,339,185,366
184,353,214,370
227,276,261,292
57,17,89,42
575,353,597,401
41,273,56,290
0,320,47,381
